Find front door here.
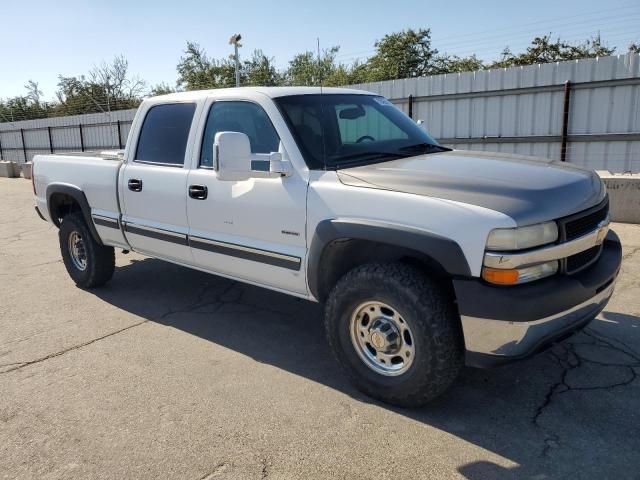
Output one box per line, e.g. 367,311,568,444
120,102,197,265
186,100,308,294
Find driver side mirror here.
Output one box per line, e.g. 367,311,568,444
214,131,252,182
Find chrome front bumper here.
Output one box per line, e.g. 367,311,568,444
455,230,621,368
461,279,615,362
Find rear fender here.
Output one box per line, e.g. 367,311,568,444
46,183,103,245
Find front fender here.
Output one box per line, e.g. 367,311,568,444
307,218,471,301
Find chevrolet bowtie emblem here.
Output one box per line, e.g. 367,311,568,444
595,219,610,245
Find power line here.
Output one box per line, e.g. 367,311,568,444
334,6,640,60
334,23,639,65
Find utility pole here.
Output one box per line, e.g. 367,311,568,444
229,33,242,87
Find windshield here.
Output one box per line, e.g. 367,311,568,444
274,94,447,170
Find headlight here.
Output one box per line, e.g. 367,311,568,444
482,261,558,285
486,221,558,251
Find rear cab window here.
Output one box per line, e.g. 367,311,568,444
135,103,196,167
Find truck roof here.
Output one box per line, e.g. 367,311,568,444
150,86,375,102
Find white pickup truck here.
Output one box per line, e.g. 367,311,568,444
33,87,621,407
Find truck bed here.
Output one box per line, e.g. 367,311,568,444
33,152,125,246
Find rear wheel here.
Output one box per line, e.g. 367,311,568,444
325,262,463,407
59,212,115,288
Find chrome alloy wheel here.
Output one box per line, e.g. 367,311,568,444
68,231,88,271
349,301,415,376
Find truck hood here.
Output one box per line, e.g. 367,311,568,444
337,150,605,225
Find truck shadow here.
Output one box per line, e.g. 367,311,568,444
92,257,640,479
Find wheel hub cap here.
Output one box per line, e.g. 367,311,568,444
68,231,88,271
349,301,415,376
369,318,400,353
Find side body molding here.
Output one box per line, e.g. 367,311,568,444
45,184,103,245
307,218,471,301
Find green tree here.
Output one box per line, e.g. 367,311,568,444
0,80,54,122
25,80,43,105
629,43,640,53
489,34,615,68
54,55,145,115
149,83,176,96
176,42,239,90
433,54,484,74
345,60,371,84
244,50,281,86
365,28,439,81
176,42,217,90
285,46,340,86
0,95,45,123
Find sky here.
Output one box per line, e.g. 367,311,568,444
1,0,639,100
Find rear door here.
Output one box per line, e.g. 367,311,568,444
120,102,198,265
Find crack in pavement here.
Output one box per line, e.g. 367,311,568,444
582,328,640,361
159,281,302,323
260,457,270,479
199,462,229,479
159,281,237,321
531,327,640,457
0,227,50,244
1,280,300,375
622,246,640,261
0,320,148,374
24,259,62,268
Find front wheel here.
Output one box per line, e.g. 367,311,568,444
59,212,115,288
324,262,463,407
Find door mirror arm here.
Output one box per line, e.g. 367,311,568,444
253,152,292,178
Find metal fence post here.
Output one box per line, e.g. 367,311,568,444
0,133,3,160
560,81,571,162
48,126,54,153
20,128,27,162
408,94,413,119
117,120,123,149
79,124,85,152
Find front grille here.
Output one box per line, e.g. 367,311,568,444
557,197,609,275
566,245,602,274
562,200,609,241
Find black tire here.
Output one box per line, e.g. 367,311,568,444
59,212,115,288
325,262,463,408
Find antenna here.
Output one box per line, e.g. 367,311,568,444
317,37,323,94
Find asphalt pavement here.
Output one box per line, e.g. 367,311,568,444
1,177,639,479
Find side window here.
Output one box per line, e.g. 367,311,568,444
135,103,196,166
335,103,407,144
200,101,280,168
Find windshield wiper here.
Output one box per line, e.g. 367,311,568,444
332,150,411,163
400,143,450,154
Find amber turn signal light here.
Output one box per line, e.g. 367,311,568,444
482,267,520,285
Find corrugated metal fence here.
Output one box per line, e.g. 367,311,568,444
350,53,640,173
0,109,136,163
1,53,639,173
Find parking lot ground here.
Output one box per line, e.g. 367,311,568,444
1,176,639,479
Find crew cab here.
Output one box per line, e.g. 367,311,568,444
32,87,621,407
